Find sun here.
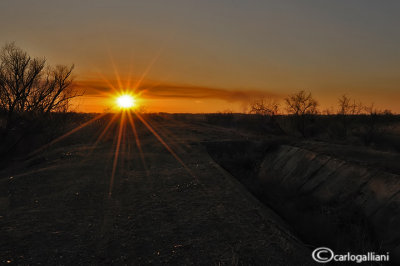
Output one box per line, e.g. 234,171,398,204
116,95,136,109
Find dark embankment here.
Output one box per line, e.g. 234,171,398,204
205,140,400,264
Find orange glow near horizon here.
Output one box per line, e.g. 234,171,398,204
65,44,400,114
71,77,400,114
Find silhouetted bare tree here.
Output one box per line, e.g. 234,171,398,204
0,43,81,130
337,95,363,116
285,90,318,116
0,43,45,129
27,64,76,113
249,97,280,116
285,90,318,136
337,95,364,138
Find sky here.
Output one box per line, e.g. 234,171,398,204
1,0,399,113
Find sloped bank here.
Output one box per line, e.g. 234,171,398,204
205,141,400,264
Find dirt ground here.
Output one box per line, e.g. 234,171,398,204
0,116,313,265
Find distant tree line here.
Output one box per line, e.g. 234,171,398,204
248,90,396,139
249,90,393,117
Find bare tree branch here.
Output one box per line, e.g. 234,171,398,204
0,43,83,130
